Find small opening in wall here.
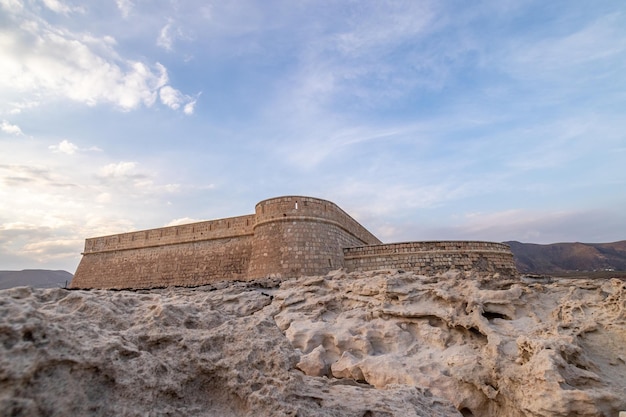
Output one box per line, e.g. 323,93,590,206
227,221,230,228
295,201,298,209
328,259,332,267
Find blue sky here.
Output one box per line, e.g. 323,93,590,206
1,0,625,272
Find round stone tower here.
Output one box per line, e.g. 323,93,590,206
247,196,381,279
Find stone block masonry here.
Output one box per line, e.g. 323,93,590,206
70,196,518,289
343,241,517,276
71,196,381,289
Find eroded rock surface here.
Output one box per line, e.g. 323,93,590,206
1,270,624,417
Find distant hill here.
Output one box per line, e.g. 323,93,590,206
505,240,626,274
0,270,73,290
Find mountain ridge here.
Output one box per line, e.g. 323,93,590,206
0,269,73,290
505,240,626,274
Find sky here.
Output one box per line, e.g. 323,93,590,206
1,0,625,272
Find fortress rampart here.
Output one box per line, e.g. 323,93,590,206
82,214,256,254
343,241,516,276
70,196,518,289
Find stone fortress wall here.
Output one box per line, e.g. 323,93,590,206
70,196,517,289
344,241,516,275
71,214,257,289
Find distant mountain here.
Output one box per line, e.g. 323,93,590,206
0,270,73,290
505,240,626,274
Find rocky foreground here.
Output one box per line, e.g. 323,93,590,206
0,270,624,417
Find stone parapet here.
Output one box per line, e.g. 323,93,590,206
83,214,255,254
252,196,381,246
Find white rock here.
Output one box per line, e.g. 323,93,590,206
296,344,328,377
1,272,625,417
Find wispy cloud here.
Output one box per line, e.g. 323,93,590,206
0,0,23,13
0,149,196,270
0,3,196,113
48,140,102,154
1,120,23,135
274,124,416,169
99,161,139,178
164,217,202,227
503,13,626,82
1,0,625,272
366,206,626,245
157,20,178,51
41,0,83,15
159,86,197,114
0,164,58,186
22,238,83,260
48,139,78,154
115,0,133,18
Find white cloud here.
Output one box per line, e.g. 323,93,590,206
333,178,484,219
7,100,39,115
331,2,436,56
115,0,133,18
283,2,445,108
183,99,196,115
49,139,78,154
159,86,183,109
95,162,185,195
0,0,22,12
157,21,174,51
22,238,82,258
159,86,196,114
133,178,154,189
163,184,180,192
95,192,111,203
99,161,137,178
157,18,193,52
278,124,416,169
0,164,56,186
0,151,200,271
0,5,195,113
1,120,23,135
164,217,202,227
41,0,82,15
378,207,626,245
48,140,103,154
500,13,626,83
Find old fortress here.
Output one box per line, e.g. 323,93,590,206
70,196,517,289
